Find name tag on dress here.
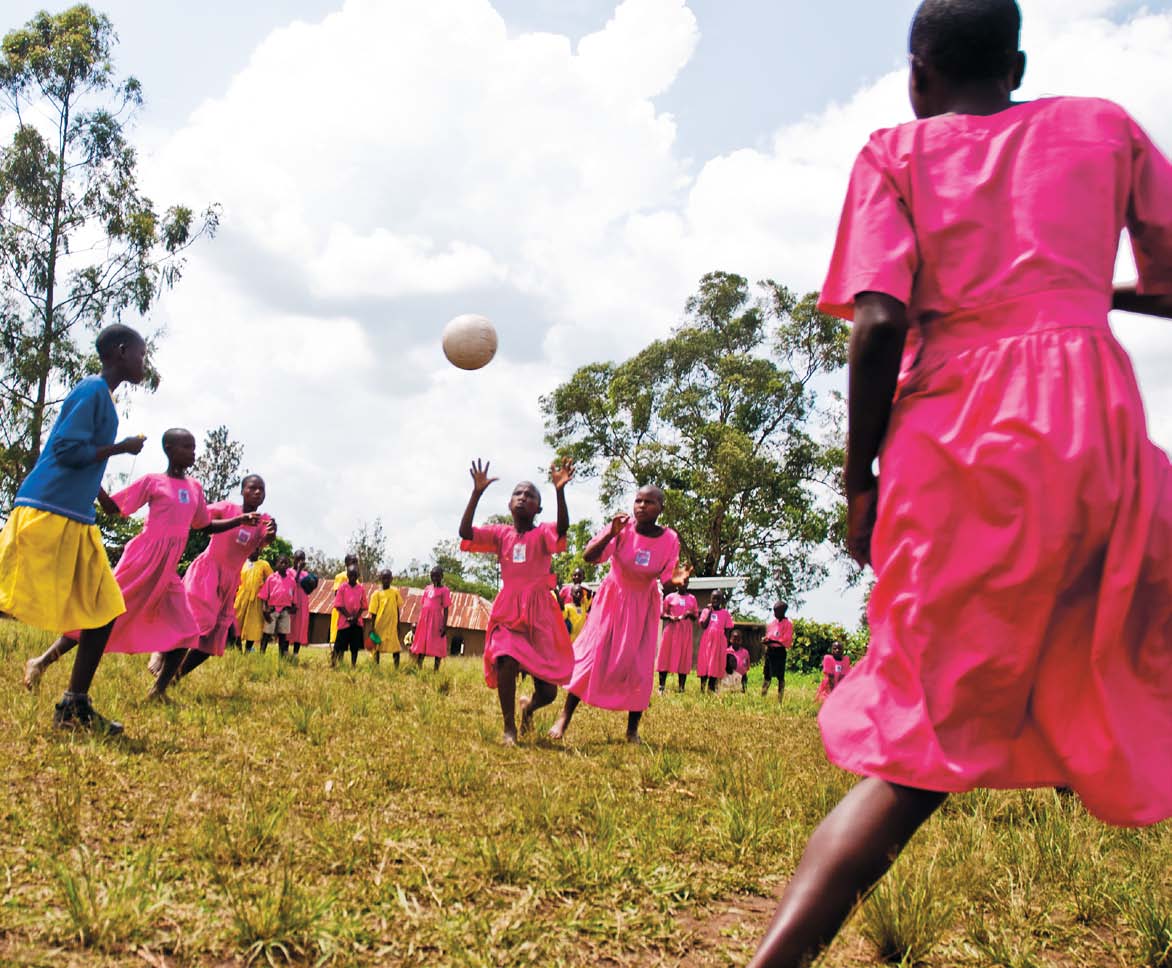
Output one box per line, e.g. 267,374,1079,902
634,549,652,567
512,544,527,563
236,528,253,545
178,488,190,504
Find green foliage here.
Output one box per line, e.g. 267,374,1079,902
94,503,140,565
191,425,244,503
399,538,498,600
541,271,848,605
259,535,293,568
345,518,388,578
552,517,599,583
0,5,219,505
788,617,868,674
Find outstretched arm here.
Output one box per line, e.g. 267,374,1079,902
1113,283,1172,319
550,457,575,538
459,459,498,540
203,512,262,535
584,513,626,563
96,487,121,516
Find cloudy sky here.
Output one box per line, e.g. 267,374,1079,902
8,0,1172,622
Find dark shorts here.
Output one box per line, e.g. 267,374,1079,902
764,647,788,680
335,626,364,652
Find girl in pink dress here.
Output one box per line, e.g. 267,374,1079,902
410,566,451,670
695,590,733,694
287,549,316,658
814,641,851,704
548,486,691,743
459,457,576,746
657,576,698,694
750,2,1172,965
151,474,275,698
22,430,258,693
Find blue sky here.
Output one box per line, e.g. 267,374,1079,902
5,0,1172,623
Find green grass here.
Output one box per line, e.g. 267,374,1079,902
0,620,1168,966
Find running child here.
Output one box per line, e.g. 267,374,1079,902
696,590,733,694
410,566,451,670
761,600,794,703
657,575,698,693
0,325,147,732
558,567,593,610
22,429,258,692
234,550,271,652
815,640,851,704
548,486,690,743
332,563,368,668
288,549,317,658
562,585,589,642
258,554,297,657
368,569,404,666
749,2,1172,963
150,475,275,697
459,457,576,745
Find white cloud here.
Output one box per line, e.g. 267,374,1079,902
126,0,1172,622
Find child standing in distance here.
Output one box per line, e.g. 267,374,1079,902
410,566,451,670
696,590,733,694
150,475,276,697
287,549,316,658
761,601,794,703
332,563,368,667
559,567,593,610
234,550,272,652
727,628,751,693
562,585,589,642
22,430,258,691
749,2,1172,964
368,569,405,667
329,554,359,647
258,554,297,657
816,640,851,704
459,458,576,746
0,324,147,732
657,575,698,694
548,486,690,743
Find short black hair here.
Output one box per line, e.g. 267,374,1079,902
162,427,193,449
95,323,145,361
909,0,1021,82
636,484,666,504
242,473,265,489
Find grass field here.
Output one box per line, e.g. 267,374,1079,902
0,620,1169,968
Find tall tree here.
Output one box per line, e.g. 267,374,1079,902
346,518,388,579
191,425,243,503
541,271,848,602
0,5,218,505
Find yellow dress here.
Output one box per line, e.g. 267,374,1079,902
368,586,404,653
0,506,125,632
563,602,589,642
328,570,347,642
234,558,272,641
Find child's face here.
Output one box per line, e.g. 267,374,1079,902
241,477,266,508
572,568,584,585
632,487,663,524
509,482,541,520
293,552,305,569
119,337,148,384
380,572,392,589
347,565,360,583
773,602,787,620
276,556,289,572
832,642,844,658
166,432,197,470
730,631,743,647
430,567,443,585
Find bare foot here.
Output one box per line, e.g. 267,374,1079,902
518,696,534,735
547,717,567,740
501,730,517,747
145,688,174,705
23,658,42,692
626,732,642,745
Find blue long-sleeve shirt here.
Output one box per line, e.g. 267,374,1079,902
13,376,120,524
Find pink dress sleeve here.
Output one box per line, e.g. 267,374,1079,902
441,586,452,608
822,654,836,675
819,133,919,320
1126,115,1172,295
594,524,618,564
699,608,712,625
110,475,155,516
657,530,680,582
539,521,568,555
189,482,211,530
460,524,505,555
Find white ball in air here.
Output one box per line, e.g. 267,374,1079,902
442,314,498,370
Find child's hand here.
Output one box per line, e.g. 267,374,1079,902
670,563,693,586
264,518,278,538
549,456,575,490
240,512,261,526
847,485,878,568
118,435,146,455
609,513,629,536
469,459,499,494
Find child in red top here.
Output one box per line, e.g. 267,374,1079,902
750,2,1172,964
816,641,851,704
409,566,451,671
762,600,794,702
459,457,576,746
258,554,298,657
332,564,368,668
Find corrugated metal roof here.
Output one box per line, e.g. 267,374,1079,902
306,581,492,632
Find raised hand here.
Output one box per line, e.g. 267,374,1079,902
549,456,575,491
119,434,146,455
469,459,499,494
265,518,278,538
670,563,694,586
609,512,630,536
240,512,261,526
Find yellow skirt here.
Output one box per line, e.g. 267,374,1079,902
0,506,125,632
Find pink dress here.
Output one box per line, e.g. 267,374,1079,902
183,502,272,656
565,522,680,712
818,97,1172,826
462,522,574,688
288,568,311,645
657,591,698,674
816,654,851,704
696,608,733,678
97,474,209,655
410,584,451,657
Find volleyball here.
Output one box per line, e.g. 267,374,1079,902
442,314,498,370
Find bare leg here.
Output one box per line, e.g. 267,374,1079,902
747,778,946,968
548,692,581,740
678,673,686,693
178,648,211,678
414,653,423,668
292,642,301,657
658,670,668,693
67,621,114,695
25,635,78,690
626,710,643,743
519,676,557,735
392,652,400,669
374,652,380,665
496,655,520,745
433,656,441,672
148,649,187,700
762,674,772,697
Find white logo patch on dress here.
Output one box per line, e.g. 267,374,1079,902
236,528,253,545
634,548,652,567
177,488,190,504
512,543,527,563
